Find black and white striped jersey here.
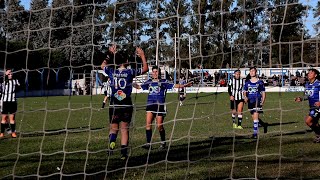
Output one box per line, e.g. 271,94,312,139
228,78,244,100
1,79,20,102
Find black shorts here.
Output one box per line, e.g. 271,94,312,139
2,102,18,114
309,108,320,120
230,100,244,110
109,98,133,124
146,103,166,116
104,90,109,96
248,101,263,114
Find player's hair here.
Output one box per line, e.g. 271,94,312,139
234,69,240,74
245,66,257,82
106,50,128,66
308,68,320,80
152,65,161,79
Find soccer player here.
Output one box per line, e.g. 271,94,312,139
295,68,320,143
228,69,244,129
243,67,267,138
0,69,20,138
178,76,187,106
101,76,111,108
133,66,192,150
101,45,148,160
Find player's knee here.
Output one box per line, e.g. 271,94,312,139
305,117,313,127
157,125,164,131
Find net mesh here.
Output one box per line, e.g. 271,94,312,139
0,0,320,179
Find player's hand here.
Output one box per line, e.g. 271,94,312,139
294,97,302,102
230,96,234,101
109,45,117,54
132,83,140,89
136,47,145,58
314,102,320,107
244,97,248,104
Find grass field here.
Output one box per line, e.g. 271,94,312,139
0,92,320,179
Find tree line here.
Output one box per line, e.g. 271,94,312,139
0,0,319,90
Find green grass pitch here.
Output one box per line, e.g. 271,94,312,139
1,92,320,179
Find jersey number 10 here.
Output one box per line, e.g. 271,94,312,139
114,77,127,89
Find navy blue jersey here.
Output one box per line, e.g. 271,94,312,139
140,79,174,104
305,79,320,108
243,79,265,103
104,67,142,104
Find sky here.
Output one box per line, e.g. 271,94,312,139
19,0,319,37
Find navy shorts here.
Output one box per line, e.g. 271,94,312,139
109,98,133,124
2,102,17,114
309,108,320,120
248,101,263,114
230,99,244,110
146,103,166,117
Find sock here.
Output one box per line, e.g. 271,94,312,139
146,129,152,143
310,124,320,135
0,123,5,133
253,120,259,136
232,114,236,124
238,115,243,126
10,123,16,133
121,145,128,156
102,102,106,108
159,129,166,143
7,123,16,132
109,133,117,143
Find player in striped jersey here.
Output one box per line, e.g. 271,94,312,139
134,66,192,150
0,70,20,138
295,68,320,143
228,69,244,129
101,45,148,160
178,76,187,106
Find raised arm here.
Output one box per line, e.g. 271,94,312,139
136,47,148,74
101,45,117,70
101,60,108,70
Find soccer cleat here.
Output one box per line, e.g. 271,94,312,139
0,133,4,138
142,143,151,150
233,123,238,129
313,136,320,143
11,132,17,138
109,142,116,150
236,125,243,129
179,101,183,106
120,154,128,161
251,134,257,139
158,143,166,150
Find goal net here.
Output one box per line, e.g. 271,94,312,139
0,0,319,179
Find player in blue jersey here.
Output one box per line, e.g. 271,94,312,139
295,68,320,143
134,66,192,150
101,45,148,160
243,67,267,138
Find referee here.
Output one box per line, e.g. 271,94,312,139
0,69,20,138
228,69,245,129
